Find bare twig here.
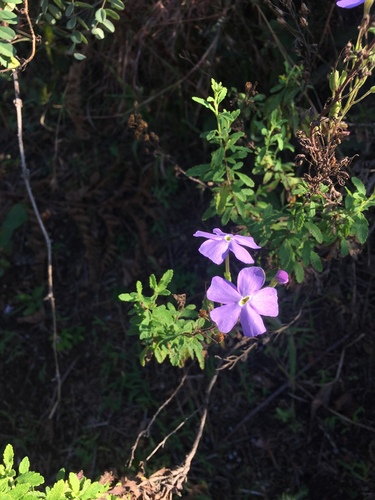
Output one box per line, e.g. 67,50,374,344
12,70,60,419
128,373,188,467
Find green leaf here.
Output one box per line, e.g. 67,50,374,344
65,3,74,16
70,30,83,44
3,444,14,470
279,239,293,269
48,4,63,19
192,96,214,111
0,10,18,23
95,8,106,23
17,471,44,487
53,0,66,10
352,213,368,244
294,261,304,283
18,457,29,475
91,27,105,39
351,176,366,196
73,52,86,60
310,250,323,272
0,42,15,58
68,472,80,494
104,8,120,20
149,274,157,290
0,26,16,41
45,479,65,500
66,17,77,29
304,221,323,244
159,269,173,289
236,172,254,187
108,0,126,10
216,184,230,214
185,163,211,178
100,18,115,33
340,238,349,256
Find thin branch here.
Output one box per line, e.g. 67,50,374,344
12,70,60,419
128,372,189,467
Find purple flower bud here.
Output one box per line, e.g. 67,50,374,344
275,270,289,285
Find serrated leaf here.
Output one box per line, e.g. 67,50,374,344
159,269,173,288
191,96,214,111
136,280,143,295
18,457,29,475
149,274,157,290
3,444,14,470
304,221,323,243
17,471,44,486
68,472,80,493
351,176,366,195
352,214,368,243
45,479,65,500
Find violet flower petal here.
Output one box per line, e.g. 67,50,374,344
237,267,265,296
240,305,266,337
197,239,229,265
336,0,365,7
228,239,255,264
193,230,223,240
206,276,241,304
232,234,261,249
210,303,242,333
251,288,279,317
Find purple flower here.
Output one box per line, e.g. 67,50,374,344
207,267,279,337
193,228,260,265
336,0,365,8
274,270,289,285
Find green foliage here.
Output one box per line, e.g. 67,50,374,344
0,0,125,69
188,78,375,282
119,270,209,369
0,445,111,499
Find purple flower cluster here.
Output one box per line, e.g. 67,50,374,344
194,229,288,338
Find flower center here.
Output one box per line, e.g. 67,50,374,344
224,235,232,242
239,295,250,306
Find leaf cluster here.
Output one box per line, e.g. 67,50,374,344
188,76,375,282
119,270,208,369
0,444,111,499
